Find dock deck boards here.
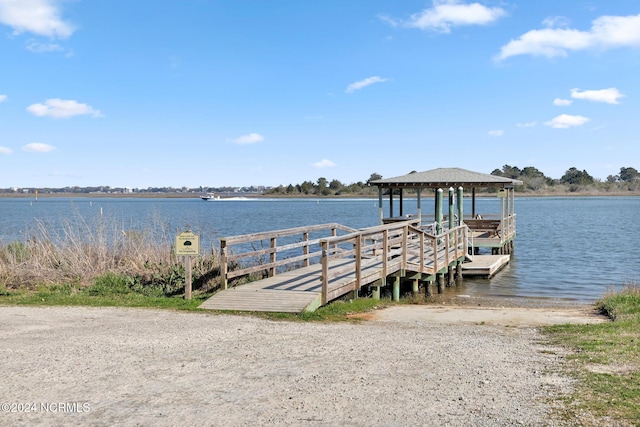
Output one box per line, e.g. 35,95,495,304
200,257,403,313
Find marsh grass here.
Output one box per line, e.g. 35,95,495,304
544,285,640,426
0,212,221,294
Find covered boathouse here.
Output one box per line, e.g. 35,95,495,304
370,167,523,279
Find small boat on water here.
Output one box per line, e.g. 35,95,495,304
200,193,220,201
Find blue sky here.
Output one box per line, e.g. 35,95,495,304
1,1,639,189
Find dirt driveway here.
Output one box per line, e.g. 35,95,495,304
0,304,606,426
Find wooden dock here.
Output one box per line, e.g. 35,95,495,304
461,254,510,278
200,221,469,313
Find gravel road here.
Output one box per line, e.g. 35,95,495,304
0,305,604,426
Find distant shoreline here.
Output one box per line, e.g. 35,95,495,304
1,191,639,199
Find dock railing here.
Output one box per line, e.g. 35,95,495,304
319,220,467,304
219,223,358,289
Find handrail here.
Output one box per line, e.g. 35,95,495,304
219,219,468,304
319,221,467,304
220,223,359,289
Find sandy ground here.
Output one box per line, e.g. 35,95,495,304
0,304,607,426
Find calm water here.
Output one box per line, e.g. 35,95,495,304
1,196,639,303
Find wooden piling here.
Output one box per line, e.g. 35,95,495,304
425,280,433,297
448,265,455,287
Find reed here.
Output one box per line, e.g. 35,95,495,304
0,212,220,293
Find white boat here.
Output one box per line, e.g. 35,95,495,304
200,193,220,201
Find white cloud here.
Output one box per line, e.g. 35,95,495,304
0,0,75,38
346,76,389,93
517,121,537,127
488,130,504,137
553,98,572,106
0,94,6,102
26,99,103,119
497,13,640,60
313,159,336,169
570,87,624,104
232,133,264,145
382,0,506,33
545,114,590,129
0,146,12,154
26,40,65,53
542,16,571,29
22,142,55,152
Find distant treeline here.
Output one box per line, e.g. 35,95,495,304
266,166,640,196
2,166,638,197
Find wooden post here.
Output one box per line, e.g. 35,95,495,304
412,278,419,295
448,265,455,287
437,273,445,294
392,277,399,301
457,186,464,226
435,188,443,235
373,278,383,300
399,188,404,218
472,187,476,218
184,256,192,300
425,280,433,297
321,241,329,305
416,188,422,225
269,237,276,277
448,187,455,231
354,236,362,298
303,232,309,267
378,188,384,225
220,240,228,290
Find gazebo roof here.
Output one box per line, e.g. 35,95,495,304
370,167,523,189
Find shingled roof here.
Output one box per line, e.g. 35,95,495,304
370,167,523,189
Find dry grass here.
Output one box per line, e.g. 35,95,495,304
0,213,220,292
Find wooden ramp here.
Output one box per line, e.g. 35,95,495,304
200,263,324,313
200,257,395,313
461,255,510,278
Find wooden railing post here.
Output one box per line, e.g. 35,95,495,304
269,237,276,277
382,230,389,278
220,239,228,290
402,224,408,271
419,231,425,272
303,232,309,267
355,236,362,296
321,240,329,305
445,232,450,267
433,237,439,273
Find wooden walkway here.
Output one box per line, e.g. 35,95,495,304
200,221,469,313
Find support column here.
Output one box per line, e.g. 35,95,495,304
399,189,404,218
448,264,455,287
392,277,399,301
457,186,464,226
437,273,445,294
448,187,455,231
378,187,383,225
435,188,443,234
417,188,422,225
472,187,476,218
